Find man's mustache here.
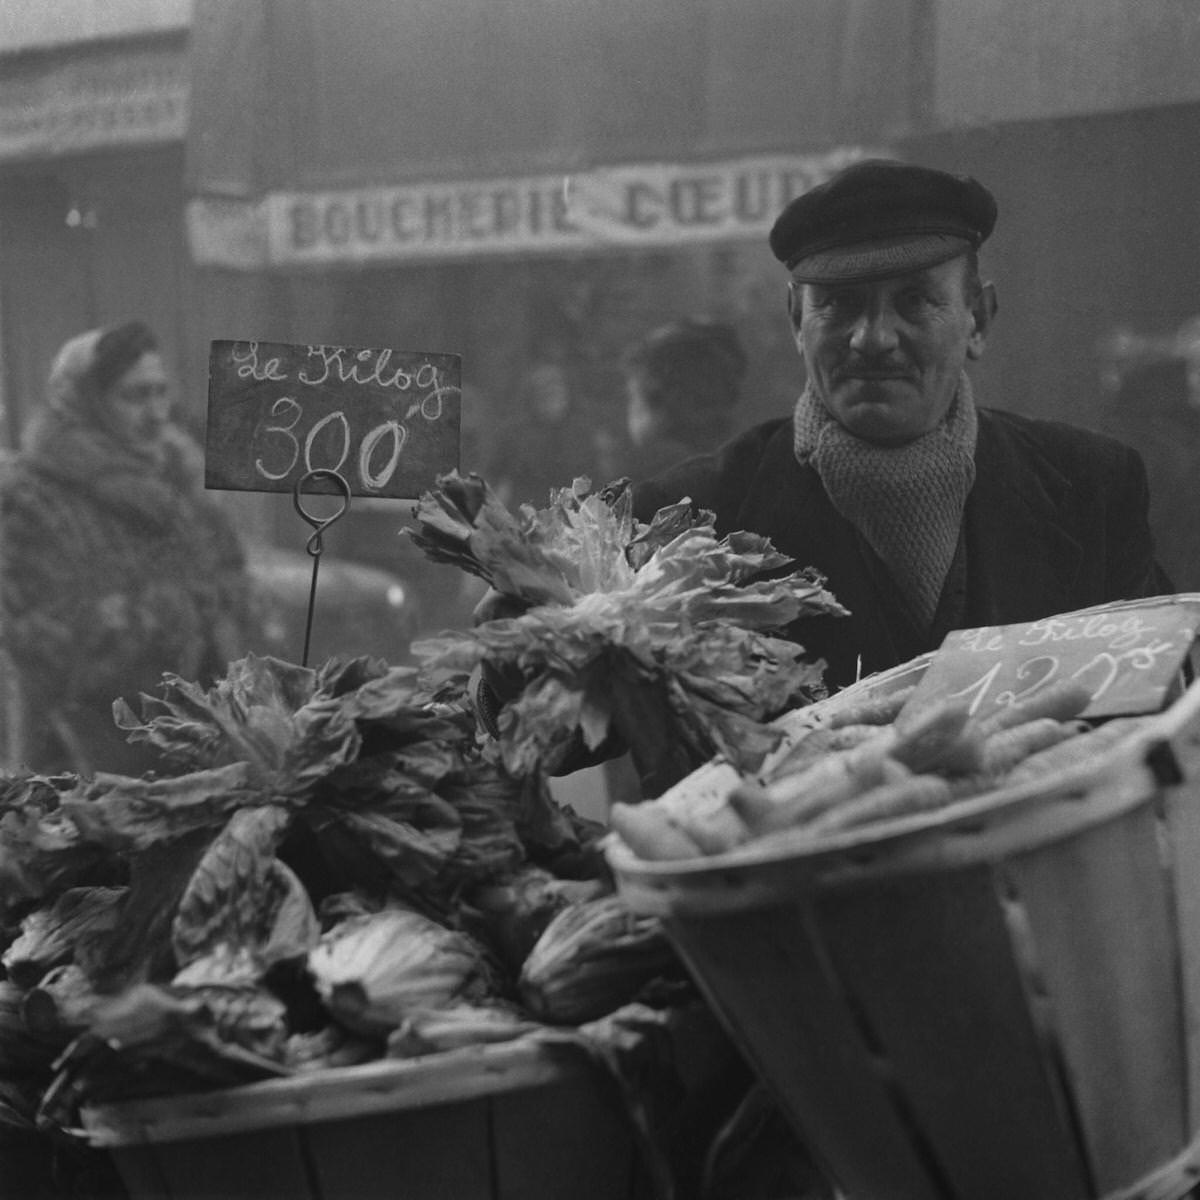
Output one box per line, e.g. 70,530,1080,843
839,359,913,379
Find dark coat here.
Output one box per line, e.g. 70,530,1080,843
632,407,1173,689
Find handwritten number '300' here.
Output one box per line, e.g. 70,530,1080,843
254,397,407,489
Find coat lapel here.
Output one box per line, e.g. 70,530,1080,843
732,426,911,681
964,411,1083,625
732,425,874,608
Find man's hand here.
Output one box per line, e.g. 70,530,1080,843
469,588,531,737
471,587,529,626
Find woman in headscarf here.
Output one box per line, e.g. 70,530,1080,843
0,321,262,776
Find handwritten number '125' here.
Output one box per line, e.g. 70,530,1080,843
254,397,408,490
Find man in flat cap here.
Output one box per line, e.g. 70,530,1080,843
632,158,1172,687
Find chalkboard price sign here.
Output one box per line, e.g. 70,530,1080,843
902,599,1200,721
205,339,461,499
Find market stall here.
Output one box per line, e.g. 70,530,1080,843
3,466,1199,1200
0,471,840,1200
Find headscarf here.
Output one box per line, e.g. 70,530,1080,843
26,321,203,499
43,320,159,424
89,321,159,396
44,327,104,421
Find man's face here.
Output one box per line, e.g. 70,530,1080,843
793,256,992,444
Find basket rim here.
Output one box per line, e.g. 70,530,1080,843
606,733,1152,881
81,1037,588,1147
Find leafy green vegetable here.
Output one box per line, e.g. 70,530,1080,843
0,647,615,1121
1,887,126,989
0,774,115,908
307,906,493,1035
408,473,846,793
112,654,321,775
171,806,320,970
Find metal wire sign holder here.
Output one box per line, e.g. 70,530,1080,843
291,467,353,667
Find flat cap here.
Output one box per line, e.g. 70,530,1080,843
769,158,997,284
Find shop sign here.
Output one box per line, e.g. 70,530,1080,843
0,43,187,161
205,339,461,501
187,197,270,272
187,146,881,270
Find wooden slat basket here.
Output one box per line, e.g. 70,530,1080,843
82,1039,650,1200
609,641,1200,1200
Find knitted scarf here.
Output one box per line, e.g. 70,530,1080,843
793,373,978,630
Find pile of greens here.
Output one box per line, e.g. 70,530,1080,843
0,660,613,1152
407,473,846,795
0,477,848,1199
0,653,804,1200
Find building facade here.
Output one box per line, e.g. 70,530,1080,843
4,0,1200,589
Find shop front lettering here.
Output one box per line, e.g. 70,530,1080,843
265,149,881,264
618,166,840,232
285,170,814,251
733,171,774,221
623,177,725,228
492,189,521,235
0,51,186,158
286,182,576,253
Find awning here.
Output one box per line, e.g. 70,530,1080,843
183,0,924,270
0,34,188,163
187,0,716,200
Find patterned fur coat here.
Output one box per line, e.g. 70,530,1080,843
0,407,260,775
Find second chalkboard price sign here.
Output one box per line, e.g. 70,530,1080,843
204,339,461,499
902,597,1200,721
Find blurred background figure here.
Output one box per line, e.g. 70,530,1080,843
484,332,600,508
576,317,751,812
1095,315,1200,592
0,320,263,776
618,317,749,479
